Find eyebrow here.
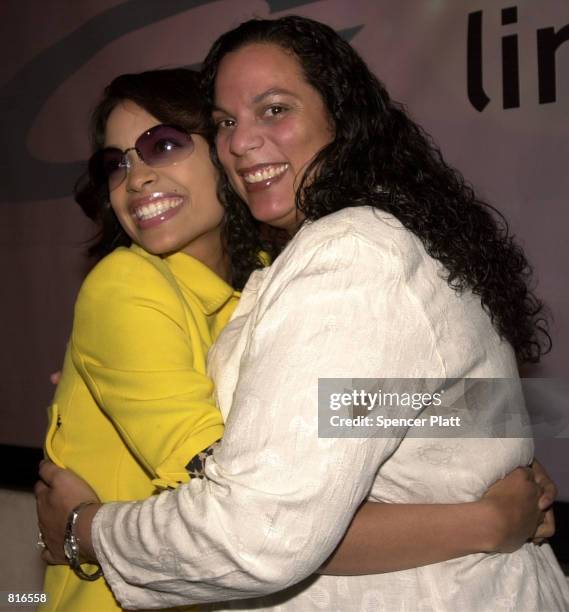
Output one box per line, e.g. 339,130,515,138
212,87,298,113
252,87,297,103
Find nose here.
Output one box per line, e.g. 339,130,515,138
124,150,158,192
228,121,264,157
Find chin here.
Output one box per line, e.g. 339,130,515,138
140,239,177,257
247,201,295,228
267,210,303,233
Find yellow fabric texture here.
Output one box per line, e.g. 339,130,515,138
43,244,238,612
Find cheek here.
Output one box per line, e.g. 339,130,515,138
275,120,322,165
302,108,334,150
166,164,189,187
109,192,125,218
272,118,297,145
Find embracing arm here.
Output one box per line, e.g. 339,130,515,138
322,500,496,575
35,458,554,571
320,459,555,575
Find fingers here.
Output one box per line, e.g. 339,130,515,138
534,479,546,502
532,460,557,510
41,547,58,565
537,484,556,510
538,491,556,511
517,466,545,506
534,508,556,541
516,467,542,500
34,478,47,498
532,458,551,484
38,460,61,484
41,546,64,565
50,370,62,385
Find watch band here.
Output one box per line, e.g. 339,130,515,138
63,502,103,581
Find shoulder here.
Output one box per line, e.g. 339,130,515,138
247,208,420,313
276,206,426,276
85,246,166,284
82,246,172,292
77,246,178,310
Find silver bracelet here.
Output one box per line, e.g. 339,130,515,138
63,502,102,581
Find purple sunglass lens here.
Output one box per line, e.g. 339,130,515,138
136,125,194,167
89,125,194,191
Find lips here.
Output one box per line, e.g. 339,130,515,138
129,193,184,229
238,163,289,192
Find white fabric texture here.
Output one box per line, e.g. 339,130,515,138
92,207,569,611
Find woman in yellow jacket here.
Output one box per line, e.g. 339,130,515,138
42,68,264,611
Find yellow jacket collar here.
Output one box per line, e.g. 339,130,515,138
166,251,237,314
130,244,237,315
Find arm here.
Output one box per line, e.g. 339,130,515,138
320,464,550,575
34,459,552,569
321,502,495,575
319,452,557,576
72,249,224,487
319,423,557,576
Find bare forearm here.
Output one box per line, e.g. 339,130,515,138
320,500,498,575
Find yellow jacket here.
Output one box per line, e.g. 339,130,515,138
43,244,238,611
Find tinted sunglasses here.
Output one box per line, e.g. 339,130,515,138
89,124,195,191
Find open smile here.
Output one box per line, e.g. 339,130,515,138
129,194,185,228
239,163,289,192
241,163,289,184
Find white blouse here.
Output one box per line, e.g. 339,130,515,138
92,207,569,611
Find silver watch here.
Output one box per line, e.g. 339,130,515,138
63,502,103,581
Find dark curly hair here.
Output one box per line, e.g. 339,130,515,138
75,68,265,289
201,15,550,363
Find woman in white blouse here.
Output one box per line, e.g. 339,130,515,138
36,16,568,611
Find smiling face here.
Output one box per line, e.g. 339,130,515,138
105,100,225,266
212,43,334,233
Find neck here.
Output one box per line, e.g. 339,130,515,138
204,248,231,284
180,227,231,284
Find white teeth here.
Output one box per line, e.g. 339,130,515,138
134,198,183,221
243,164,288,184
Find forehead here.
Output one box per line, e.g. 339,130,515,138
104,100,160,147
214,43,311,106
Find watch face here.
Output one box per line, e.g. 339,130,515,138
64,536,78,562
63,538,73,561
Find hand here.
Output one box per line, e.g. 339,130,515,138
50,371,62,385
531,459,556,542
481,466,544,553
34,460,100,564
533,508,555,543
531,459,556,510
